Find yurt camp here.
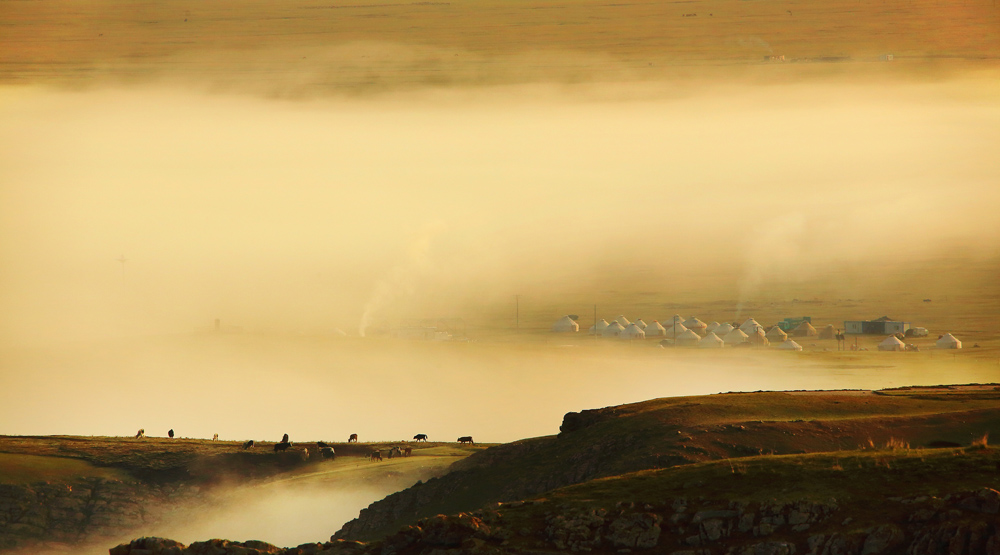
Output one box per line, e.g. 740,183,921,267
621,323,646,340
602,321,625,338
878,335,906,351
935,333,962,349
776,340,803,351
588,319,610,335
551,315,579,332
765,326,788,342
698,332,725,348
792,321,818,337
644,320,667,337
675,329,702,346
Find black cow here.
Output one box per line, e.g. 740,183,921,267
242,440,255,450
457,436,474,444
274,441,292,452
281,433,289,443
369,450,382,461
413,434,428,442
168,429,174,438
317,441,329,448
320,447,335,460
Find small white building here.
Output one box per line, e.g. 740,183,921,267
644,320,667,336
776,339,803,351
878,335,906,351
588,319,610,335
698,331,725,349
602,321,626,338
551,315,580,333
621,323,646,340
935,333,962,349
675,329,702,346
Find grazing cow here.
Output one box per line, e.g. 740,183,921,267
317,441,329,448
369,450,382,462
349,434,358,443
274,441,292,452
242,440,255,450
457,436,474,444
168,429,174,439
320,447,335,459
281,433,289,443
302,448,310,460
135,429,145,439
212,434,218,441
413,434,428,442
387,447,395,459
404,447,412,457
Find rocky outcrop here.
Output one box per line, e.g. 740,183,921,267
112,488,1000,555
0,478,201,553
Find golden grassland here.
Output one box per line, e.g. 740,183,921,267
1,0,998,91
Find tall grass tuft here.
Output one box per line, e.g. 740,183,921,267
969,432,989,450
883,437,910,450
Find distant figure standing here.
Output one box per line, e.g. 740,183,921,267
168,429,174,438
282,433,289,443
135,429,145,439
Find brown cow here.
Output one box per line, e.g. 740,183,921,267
404,447,412,457
457,436,474,444
349,434,358,443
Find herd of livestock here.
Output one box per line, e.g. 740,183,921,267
133,429,475,462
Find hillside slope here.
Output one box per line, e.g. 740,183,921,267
335,387,1000,541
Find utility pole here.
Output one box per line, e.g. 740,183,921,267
116,255,128,287
515,295,520,333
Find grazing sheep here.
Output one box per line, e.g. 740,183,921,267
457,436,474,444
349,434,358,443
369,450,382,461
242,440,255,450
168,429,174,439
413,434,428,442
404,447,412,457
274,441,292,453
135,429,145,439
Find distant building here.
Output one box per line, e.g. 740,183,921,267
844,316,910,335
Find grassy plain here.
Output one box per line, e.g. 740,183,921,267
1,0,998,92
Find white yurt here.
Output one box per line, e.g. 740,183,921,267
739,318,763,334
635,318,647,330
878,335,906,351
765,326,788,342
551,315,579,333
715,322,735,337
746,328,770,346
935,333,962,349
723,328,750,346
675,329,702,346
588,319,610,335
621,323,646,339
683,317,708,335
614,315,632,327
793,321,818,337
602,321,625,338
644,320,667,336
705,321,720,334
698,331,725,348
776,340,803,351
663,321,689,337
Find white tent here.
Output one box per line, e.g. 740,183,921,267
621,323,646,339
588,319,610,335
746,328,770,346
551,315,579,333
715,322,735,337
644,320,667,336
614,315,632,327
683,317,708,335
776,340,803,351
935,333,962,349
765,326,788,342
739,318,763,334
675,329,702,346
878,335,906,351
723,328,749,346
698,331,725,349
705,321,720,334
635,318,647,329
602,321,625,338
663,322,689,337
